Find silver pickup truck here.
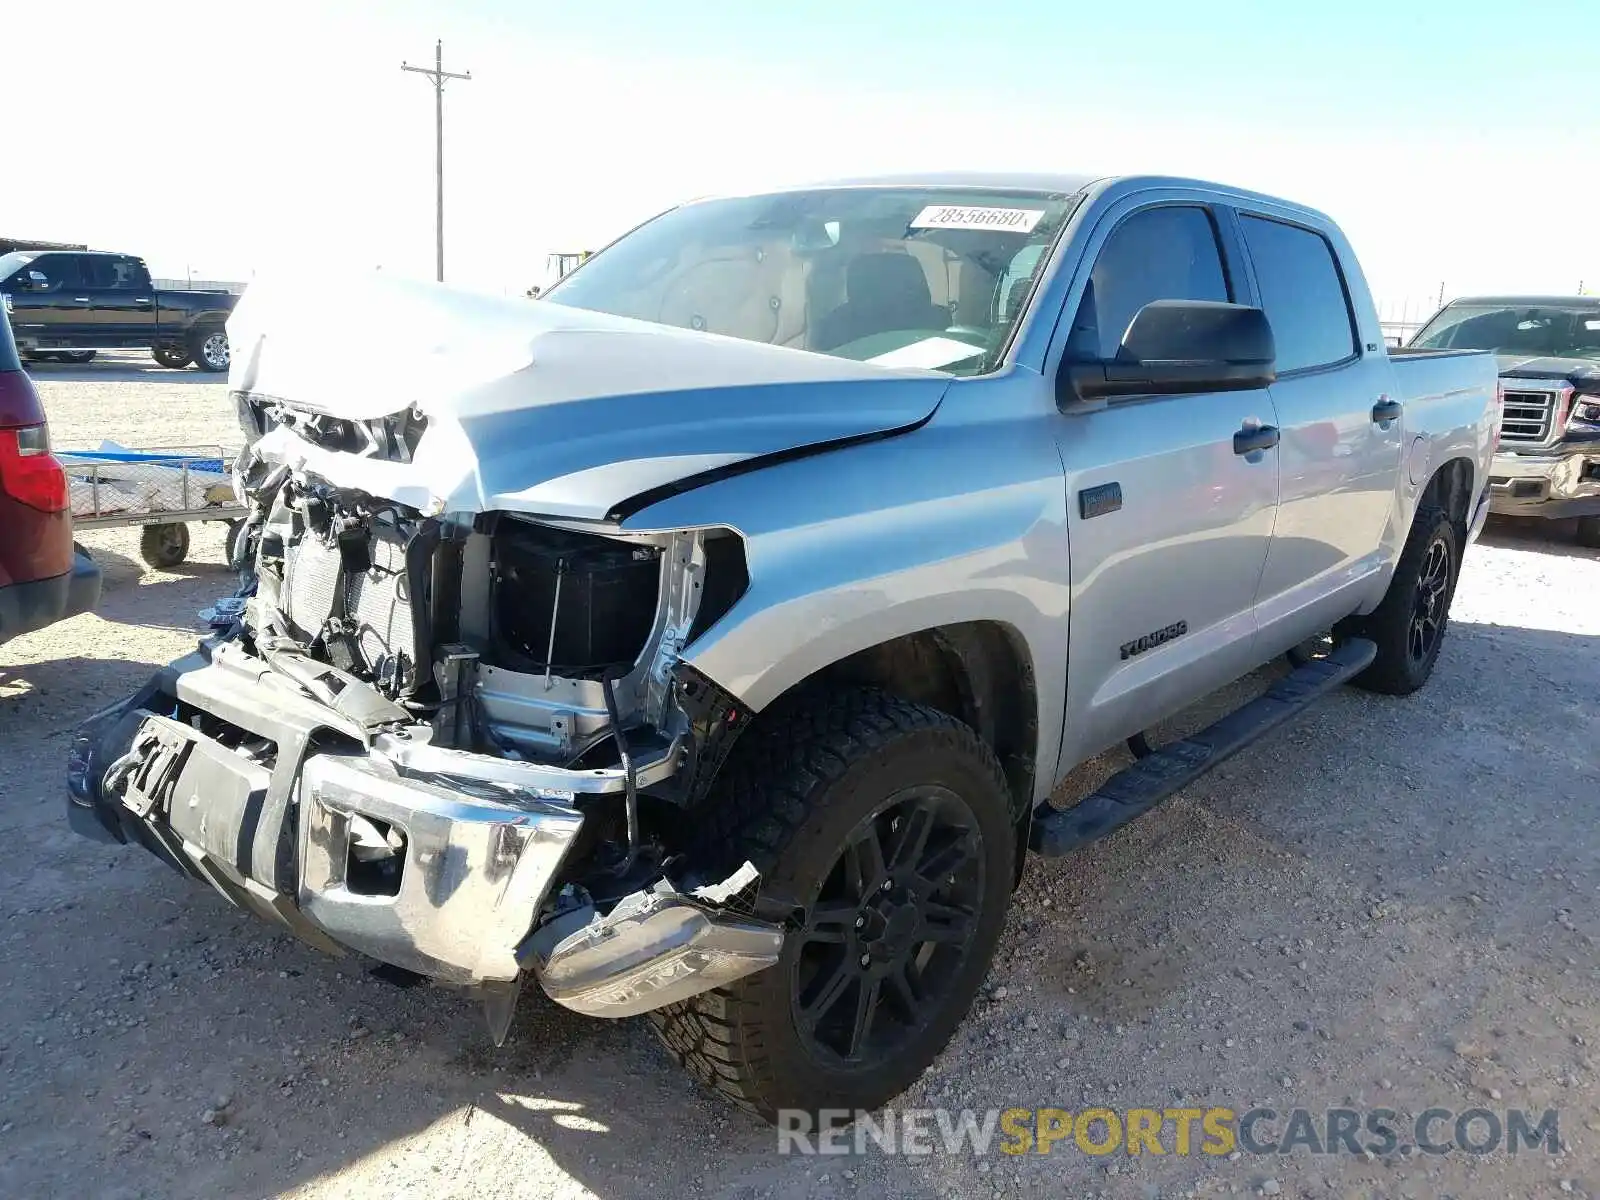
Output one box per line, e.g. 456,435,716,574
67,172,1498,1124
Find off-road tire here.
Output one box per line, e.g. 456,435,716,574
139,522,190,569
1576,516,1600,550
1345,504,1459,695
648,687,1016,1124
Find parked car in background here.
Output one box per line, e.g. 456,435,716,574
1409,295,1600,546
0,250,237,372
69,172,1496,1123
0,307,100,645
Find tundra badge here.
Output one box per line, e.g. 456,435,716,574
1120,621,1188,660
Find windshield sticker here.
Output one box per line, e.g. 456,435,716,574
910,205,1045,233
868,337,986,370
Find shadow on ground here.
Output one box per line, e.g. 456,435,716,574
1477,513,1599,560
24,357,221,386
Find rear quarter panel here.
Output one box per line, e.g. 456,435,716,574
1384,347,1498,558
156,290,237,334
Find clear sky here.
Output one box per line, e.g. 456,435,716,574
10,0,1598,316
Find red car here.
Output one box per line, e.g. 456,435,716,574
0,302,99,644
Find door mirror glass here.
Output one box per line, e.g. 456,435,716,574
23,270,48,292
1060,299,1277,406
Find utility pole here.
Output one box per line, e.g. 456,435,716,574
401,39,471,282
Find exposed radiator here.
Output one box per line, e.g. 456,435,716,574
280,524,422,694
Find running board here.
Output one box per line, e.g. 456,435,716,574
1030,637,1377,857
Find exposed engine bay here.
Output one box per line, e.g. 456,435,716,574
235,436,757,886
66,414,781,1037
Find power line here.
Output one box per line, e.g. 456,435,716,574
401,39,471,283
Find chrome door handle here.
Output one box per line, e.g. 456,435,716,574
73,296,90,303
134,297,153,304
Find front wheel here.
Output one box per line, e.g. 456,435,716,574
1346,505,1459,695
650,688,1016,1123
190,328,230,372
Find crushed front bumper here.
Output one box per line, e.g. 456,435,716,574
67,639,785,1015
66,640,590,987
1488,444,1600,519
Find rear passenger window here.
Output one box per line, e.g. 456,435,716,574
1072,206,1231,361
1238,216,1357,372
106,258,147,290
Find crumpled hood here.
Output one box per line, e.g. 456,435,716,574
227,270,949,519
1496,354,1600,387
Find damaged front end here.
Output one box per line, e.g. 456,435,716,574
67,421,780,1036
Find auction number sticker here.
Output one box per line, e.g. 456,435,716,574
910,205,1045,233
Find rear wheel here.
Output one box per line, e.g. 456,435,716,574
152,346,192,369
139,522,190,569
649,688,1016,1123
1576,516,1600,549
190,328,230,372
1346,505,1459,695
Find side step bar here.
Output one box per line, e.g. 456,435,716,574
1030,637,1377,857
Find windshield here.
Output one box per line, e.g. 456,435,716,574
541,187,1080,375
1411,302,1600,359
0,252,37,283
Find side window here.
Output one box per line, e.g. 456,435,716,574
80,257,114,289
1072,206,1230,361
108,257,149,290
23,255,83,292
1238,215,1357,373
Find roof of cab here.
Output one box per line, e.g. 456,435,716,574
1446,295,1600,308
797,170,1106,193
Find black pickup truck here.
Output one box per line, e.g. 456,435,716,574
0,250,236,372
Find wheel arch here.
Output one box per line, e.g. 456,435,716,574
814,621,1038,824
1419,455,1476,544
688,619,1041,880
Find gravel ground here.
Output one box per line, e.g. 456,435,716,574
2,354,1597,1199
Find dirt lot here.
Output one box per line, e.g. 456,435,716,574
2,354,1597,1199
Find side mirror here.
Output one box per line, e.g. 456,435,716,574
20,270,48,292
1060,299,1276,407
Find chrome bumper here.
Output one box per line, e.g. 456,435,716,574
67,643,593,987
524,875,783,1018
67,640,786,1014
1488,446,1600,518
298,754,584,984
67,640,789,1016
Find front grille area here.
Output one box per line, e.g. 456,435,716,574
1499,390,1557,444
280,525,423,694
